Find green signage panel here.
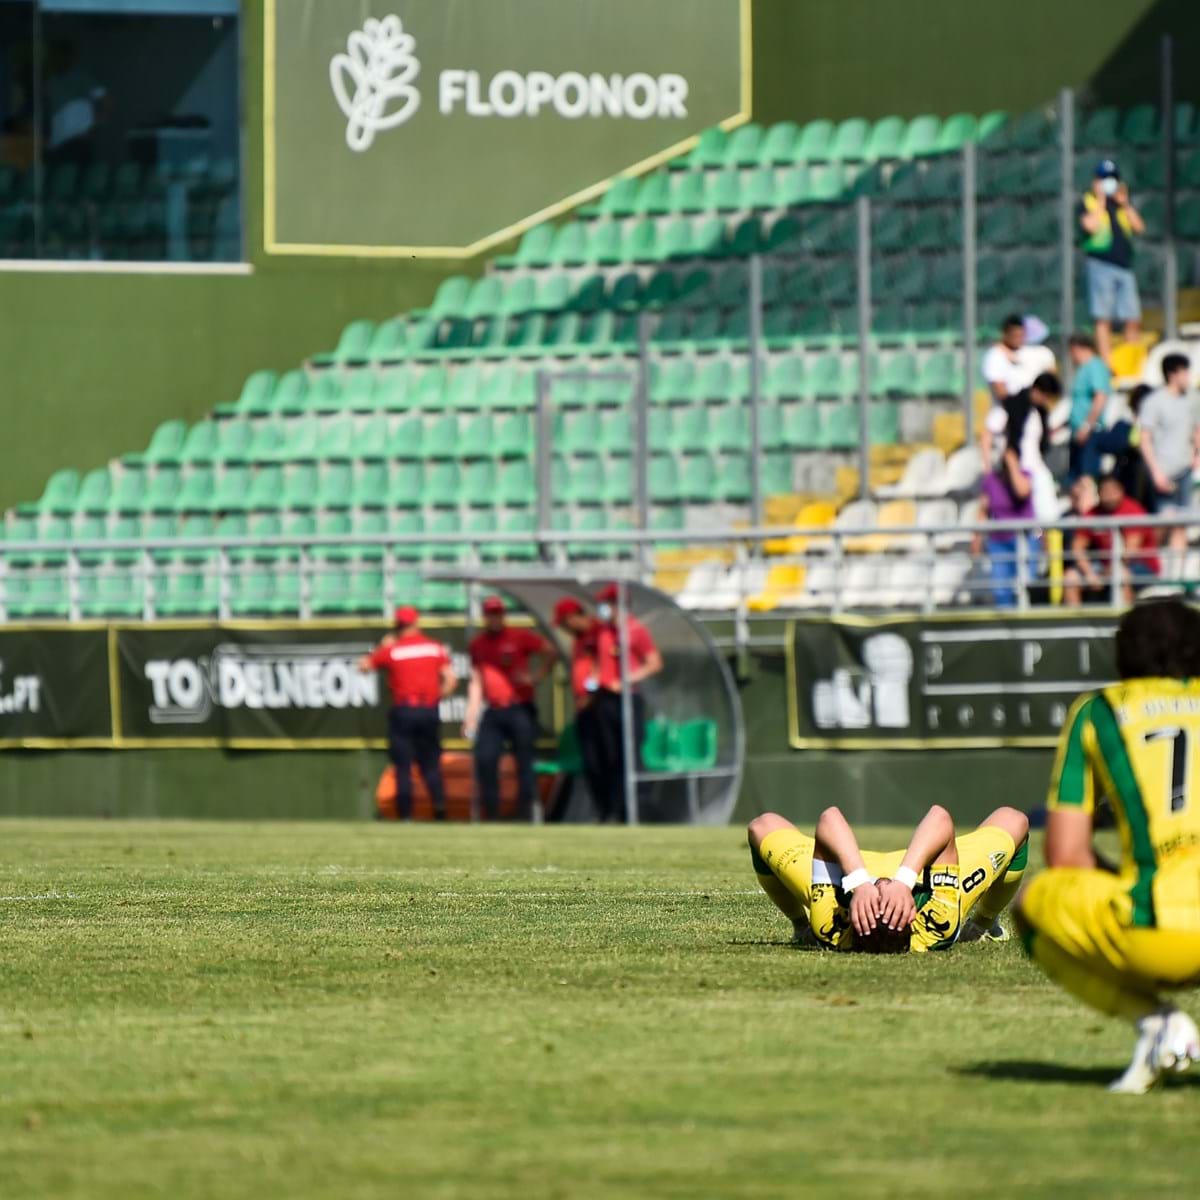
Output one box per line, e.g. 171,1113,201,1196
788,614,1121,749
265,0,750,256
0,627,113,746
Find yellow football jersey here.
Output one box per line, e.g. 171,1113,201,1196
1049,678,1200,929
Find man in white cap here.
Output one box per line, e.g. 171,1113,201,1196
1080,159,1145,362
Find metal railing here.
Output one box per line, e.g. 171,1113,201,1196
1,512,1193,633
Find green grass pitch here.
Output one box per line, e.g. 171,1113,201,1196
2,820,1198,1199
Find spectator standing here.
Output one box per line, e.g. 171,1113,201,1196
1114,384,1156,512
996,372,1064,522
1063,475,1160,606
973,446,1037,608
1068,332,1135,480
589,584,664,823
1136,354,1200,578
981,315,1046,466
359,606,457,821
463,597,555,821
1080,159,1145,363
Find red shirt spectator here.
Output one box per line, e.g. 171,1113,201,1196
367,629,452,707
469,625,550,707
595,617,658,691
569,623,600,701
1080,494,1160,575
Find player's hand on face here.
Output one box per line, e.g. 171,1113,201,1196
876,878,916,932
849,882,881,938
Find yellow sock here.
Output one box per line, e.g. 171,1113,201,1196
975,839,1028,923
750,843,805,921
1027,930,1160,1023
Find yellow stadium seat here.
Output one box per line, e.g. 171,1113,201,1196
845,499,917,553
748,564,807,612
764,500,836,555
1110,340,1147,384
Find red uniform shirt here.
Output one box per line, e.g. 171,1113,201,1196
569,622,601,702
368,631,451,707
469,626,549,707
1081,498,1160,574
595,616,657,691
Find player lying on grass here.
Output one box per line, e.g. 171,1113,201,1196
748,803,1029,953
1016,598,1200,1094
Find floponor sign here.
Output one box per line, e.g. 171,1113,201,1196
266,0,750,256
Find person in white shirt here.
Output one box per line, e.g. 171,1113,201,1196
986,373,1064,522
980,315,1045,465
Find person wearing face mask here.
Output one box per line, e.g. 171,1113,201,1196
586,584,663,823
1079,159,1145,364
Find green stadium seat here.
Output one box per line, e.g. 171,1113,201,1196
864,116,905,161
830,117,869,161
9,571,69,619
462,460,497,505
678,453,715,501
245,511,283,558
716,453,751,501
369,318,412,363
900,115,941,157
671,170,708,214
563,457,605,505
759,120,799,164
648,454,680,502
423,509,463,561
237,369,278,414
268,370,308,416
282,463,319,510
762,450,793,493
139,464,179,512
424,461,461,507
156,570,217,617
133,419,187,466
354,462,389,508
312,319,375,367
429,275,472,320
936,112,978,153
803,353,843,399
807,162,846,203
512,223,555,268
676,719,718,769
881,351,919,396
73,468,112,514
551,223,589,266
351,508,389,560
179,421,219,464
684,126,728,169
596,175,639,217
765,355,804,400
1079,106,1119,149
708,168,742,212
496,459,535,507
869,402,900,446
980,202,1021,245
390,509,424,559
633,173,671,216
977,110,1008,146
821,403,859,450
313,510,353,561
586,221,624,266
34,468,80,515
794,119,834,162
920,351,962,397
725,122,763,166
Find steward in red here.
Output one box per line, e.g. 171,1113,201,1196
359,606,457,820
464,596,556,820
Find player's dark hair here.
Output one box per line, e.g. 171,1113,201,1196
1163,353,1190,381
1128,383,1152,417
1002,313,1024,332
1069,332,1097,352
1031,372,1062,397
1115,600,1200,680
1097,473,1123,490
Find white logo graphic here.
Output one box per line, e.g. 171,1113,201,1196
812,634,914,731
0,659,41,716
330,15,421,152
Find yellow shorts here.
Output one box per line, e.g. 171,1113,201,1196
758,825,1017,954
1020,866,1200,990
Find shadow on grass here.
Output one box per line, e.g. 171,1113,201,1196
955,1060,1200,1087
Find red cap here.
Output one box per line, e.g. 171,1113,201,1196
481,596,506,615
552,597,585,627
595,583,620,605
394,605,419,628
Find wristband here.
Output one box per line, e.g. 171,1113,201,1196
894,865,919,890
841,868,875,893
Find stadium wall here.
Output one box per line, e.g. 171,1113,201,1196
0,633,1055,825
0,0,1176,513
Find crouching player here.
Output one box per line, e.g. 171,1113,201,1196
748,803,1029,953
1016,599,1200,1094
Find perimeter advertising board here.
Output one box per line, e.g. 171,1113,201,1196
788,614,1120,749
265,0,750,255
